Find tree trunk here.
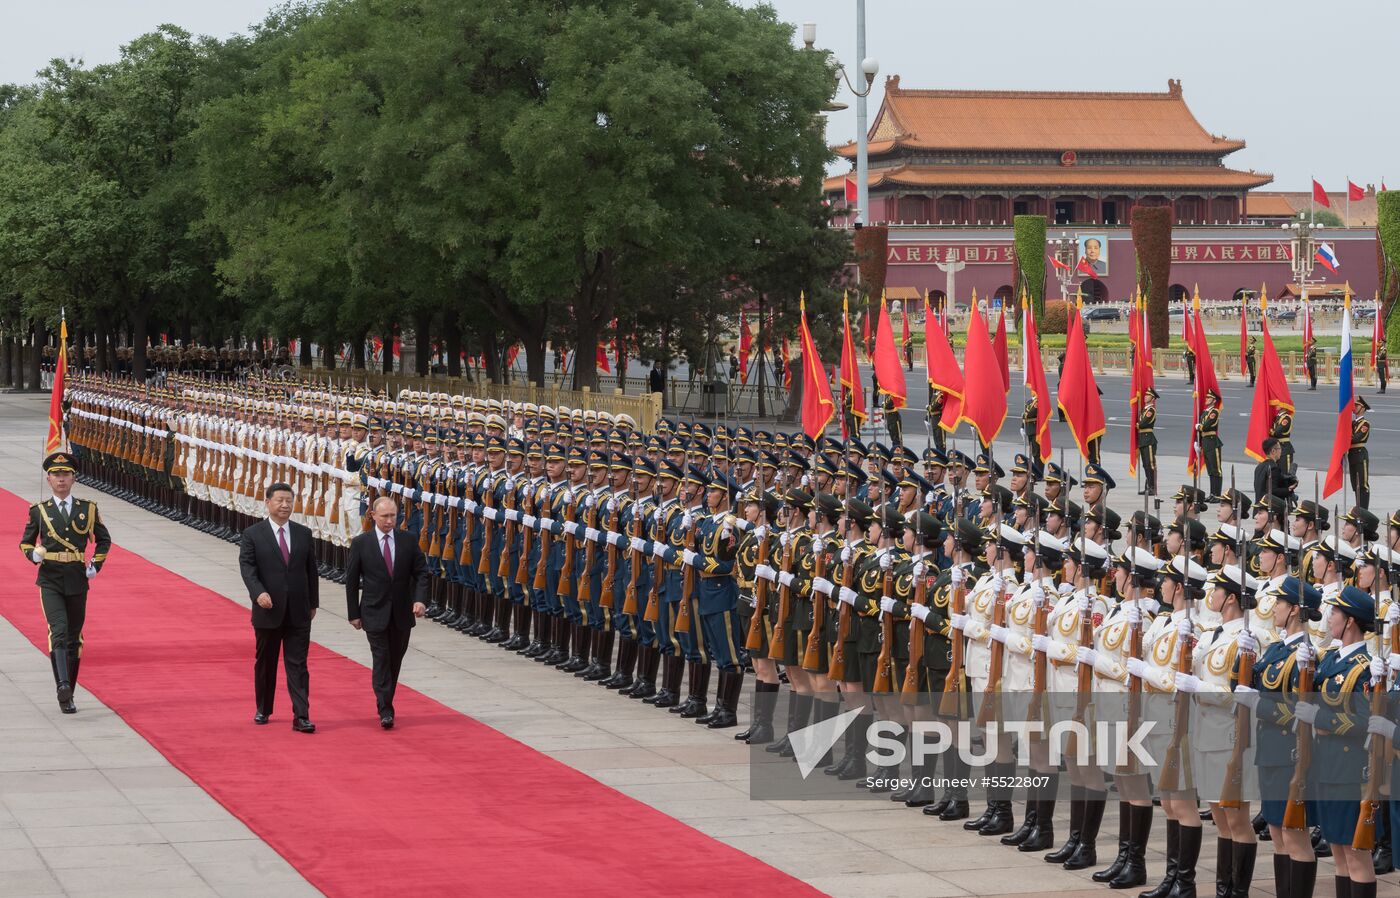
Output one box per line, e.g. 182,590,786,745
130,305,149,382
298,335,313,367
27,321,44,391
0,335,11,387
570,251,614,392
179,313,192,347
481,331,501,384
444,318,461,377
382,326,394,374
322,328,337,370
351,328,367,370
413,310,431,376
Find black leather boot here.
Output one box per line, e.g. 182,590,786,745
1375,808,1394,875
1002,804,1038,846
502,604,530,651
1020,775,1058,852
931,752,970,819
1167,824,1203,898
1046,787,1084,863
978,801,1015,837
1228,841,1255,898
767,693,809,755
836,714,871,782
826,717,859,776
1109,805,1152,889
51,648,74,709
706,669,742,729
539,617,567,664
647,656,684,707
1140,818,1180,898
677,663,710,719
1213,838,1234,898
557,623,590,672
1095,803,1133,882
628,646,661,700
1063,791,1106,869
739,681,779,744
583,630,614,681
905,750,939,808
601,637,636,689
964,804,996,832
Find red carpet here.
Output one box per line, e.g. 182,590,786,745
0,490,823,897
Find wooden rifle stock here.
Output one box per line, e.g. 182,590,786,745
900,558,930,705
516,486,534,588
1118,595,1145,775
496,484,517,578
327,447,343,526
767,535,796,660
621,498,644,616
558,492,579,597
600,496,621,610
1157,628,1197,793
872,566,897,694
578,498,598,605
418,465,434,554
938,572,969,717
802,547,829,671
1217,638,1257,807
1353,624,1393,849
1282,646,1316,829
476,476,495,575
674,522,697,634
975,577,1009,725
532,486,552,591
427,467,445,559
744,533,772,651
1028,581,1050,723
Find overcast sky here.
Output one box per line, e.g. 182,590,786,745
5,1,1394,192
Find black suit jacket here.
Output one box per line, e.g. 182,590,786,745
239,519,319,629
345,528,428,633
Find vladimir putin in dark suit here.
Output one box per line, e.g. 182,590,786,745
239,482,319,732
346,497,428,728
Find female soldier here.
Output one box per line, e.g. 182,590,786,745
733,488,781,744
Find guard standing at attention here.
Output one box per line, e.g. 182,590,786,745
1197,389,1224,499
1376,342,1388,394
1136,388,1159,496
1348,397,1371,509
18,452,112,714
1305,339,1319,390
1245,336,1258,386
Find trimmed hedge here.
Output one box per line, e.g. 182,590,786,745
1041,300,1069,335
1012,215,1047,322
1380,192,1400,352
1131,205,1172,348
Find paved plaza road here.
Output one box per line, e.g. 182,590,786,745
1,390,1398,898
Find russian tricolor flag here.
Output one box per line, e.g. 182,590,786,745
1324,294,1353,498
1315,241,1340,273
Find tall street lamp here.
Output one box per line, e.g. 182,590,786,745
804,9,879,226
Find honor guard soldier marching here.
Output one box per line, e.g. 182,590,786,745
18,452,112,713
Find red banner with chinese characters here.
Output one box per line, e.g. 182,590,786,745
886,243,1013,265
1168,242,1293,263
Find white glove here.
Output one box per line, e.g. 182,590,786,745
1077,592,1091,613
911,604,931,623
925,490,937,505
606,532,622,547
880,596,897,614
721,524,733,541
1389,652,1400,673
564,521,579,536
1297,640,1316,666
989,624,1010,645
912,560,925,579
651,543,667,559
1293,702,1319,726
1234,685,1260,710
539,517,554,530
1077,646,1099,668
778,571,795,589
681,549,698,567
1032,634,1050,654
30,549,45,563
652,508,663,523
1174,672,1202,694
682,512,695,530
780,531,790,549
1368,715,1398,741
522,515,537,529
1372,657,1388,683
504,508,519,522
840,547,852,564
585,527,601,543
950,613,968,632
465,499,479,513
811,536,824,554
951,566,965,588
800,474,811,489
990,573,1004,595
1126,602,1142,625
483,507,499,522
1236,630,1258,655
812,577,834,597
755,564,777,582
742,592,757,608
879,552,893,571
838,587,858,607
630,537,646,553
1126,657,1149,680
1177,618,1194,639
1030,583,1045,608
753,525,767,540
1388,603,1400,626
85,563,97,580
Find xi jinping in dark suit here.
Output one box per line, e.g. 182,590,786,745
346,496,428,728
238,483,319,732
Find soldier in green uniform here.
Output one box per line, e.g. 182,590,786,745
1136,388,1159,496
18,452,112,713
1348,397,1370,509
1305,338,1319,390
1245,336,1258,386
1197,389,1224,499
1271,408,1295,474
1377,343,1388,394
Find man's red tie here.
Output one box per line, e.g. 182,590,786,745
278,526,290,566
382,533,394,577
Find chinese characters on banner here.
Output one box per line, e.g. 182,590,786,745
1169,243,1293,263
886,241,1295,265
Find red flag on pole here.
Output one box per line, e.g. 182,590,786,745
1187,288,1222,474
1022,294,1052,463
1313,179,1331,208
844,176,858,205
873,293,907,409
926,296,964,432
901,301,911,351
1302,293,1314,346
1349,180,1365,202
1245,294,1295,461
738,309,751,383
798,294,835,439
45,312,68,454
1128,293,1155,475
992,307,1009,390
958,300,1007,447
1049,255,1070,272
840,293,867,433
1240,290,1249,374
596,344,611,374
1076,257,1096,278
781,337,792,389
1324,289,1356,498
1056,296,1105,459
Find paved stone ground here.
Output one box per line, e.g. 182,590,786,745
2,390,1398,898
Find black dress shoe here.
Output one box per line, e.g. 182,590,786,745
380,716,394,730
60,699,77,714
292,717,316,733
253,712,269,725
933,800,970,820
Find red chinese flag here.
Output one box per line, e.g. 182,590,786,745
840,295,867,427
1056,308,1105,460
959,305,1007,447
1022,300,1052,463
873,296,907,409
1313,179,1331,208
596,344,611,374
1128,298,1155,476
1349,180,1365,202
798,297,835,439
1077,257,1096,277
1128,298,1139,347
901,302,911,348
738,309,751,383
1187,301,1222,474
782,337,792,389
844,176,857,204
926,297,964,432
1245,317,1295,461
1049,254,1070,272
45,314,68,454
992,308,1009,390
